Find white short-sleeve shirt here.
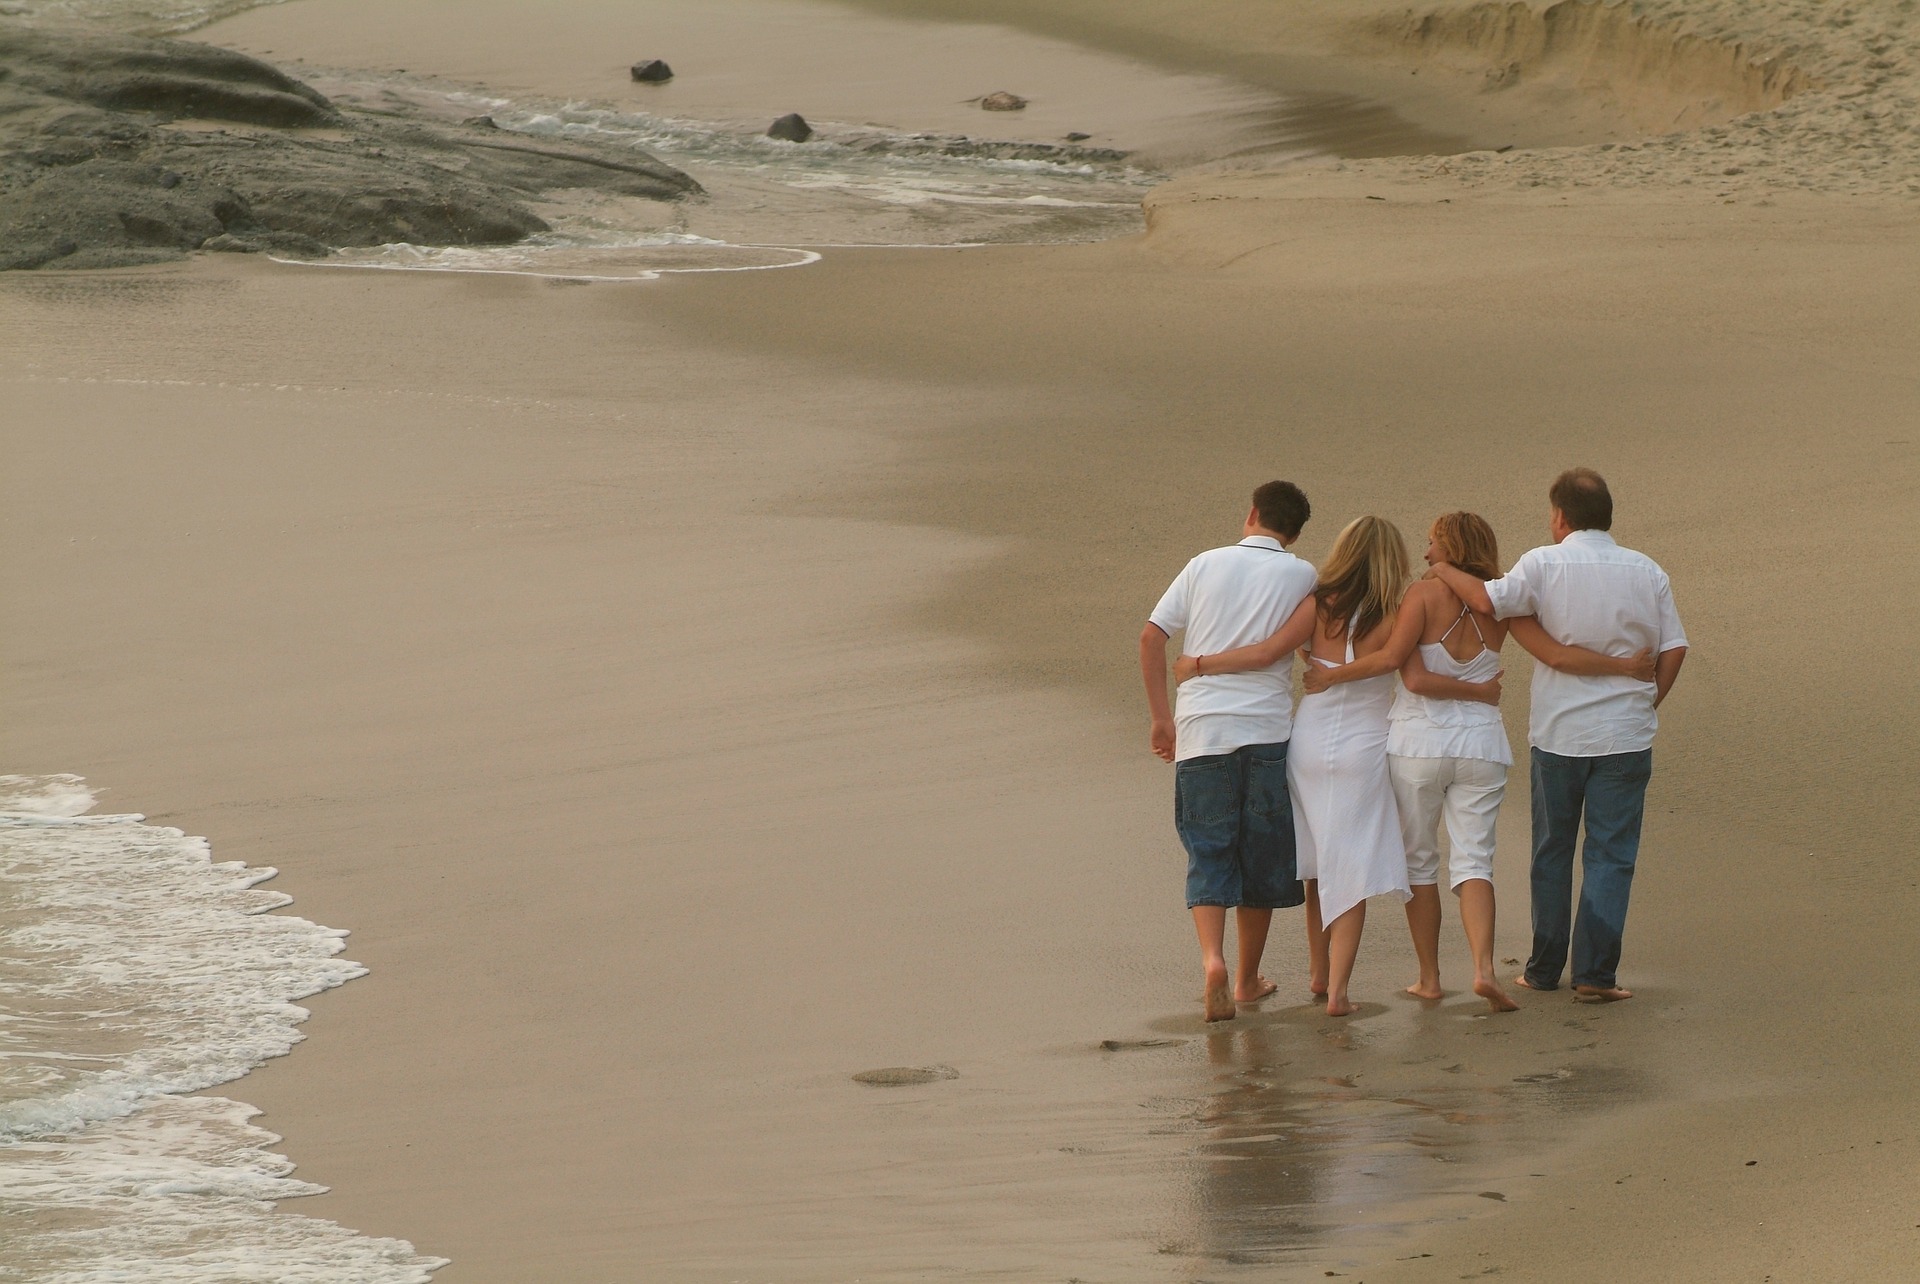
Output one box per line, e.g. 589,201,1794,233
1149,537,1318,762
1484,530,1688,756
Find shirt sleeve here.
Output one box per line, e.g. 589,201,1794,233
1147,563,1191,636
1654,572,1688,652
1482,550,1538,621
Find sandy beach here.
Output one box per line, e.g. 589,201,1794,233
3,0,1918,1279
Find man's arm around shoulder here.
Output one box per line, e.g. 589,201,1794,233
1140,622,1176,762
1429,562,1495,616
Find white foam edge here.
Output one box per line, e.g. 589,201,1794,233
0,773,97,818
265,245,823,282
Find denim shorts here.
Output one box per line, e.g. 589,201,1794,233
1174,740,1302,910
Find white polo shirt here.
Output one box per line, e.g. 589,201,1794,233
1485,530,1688,757
1149,537,1318,762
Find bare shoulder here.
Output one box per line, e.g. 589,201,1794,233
1405,577,1454,617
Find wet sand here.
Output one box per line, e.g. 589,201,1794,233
5,0,1919,1280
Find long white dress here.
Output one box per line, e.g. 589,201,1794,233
1288,621,1412,926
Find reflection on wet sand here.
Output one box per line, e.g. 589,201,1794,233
1132,1002,1649,1272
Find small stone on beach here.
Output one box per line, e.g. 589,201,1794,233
630,59,673,83
1064,131,1091,142
767,112,813,143
980,91,1027,111
1099,1038,1186,1051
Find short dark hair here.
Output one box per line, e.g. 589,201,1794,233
1549,467,1612,531
1252,480,1310,539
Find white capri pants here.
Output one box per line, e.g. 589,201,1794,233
1387,755,1507,890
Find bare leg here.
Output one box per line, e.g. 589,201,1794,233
1233,907,1277,1002
1191,905,1235,1022
1303,881,1329,996
1457,879,1518,1012
1324,901,1365,1017
1403,884,1443,999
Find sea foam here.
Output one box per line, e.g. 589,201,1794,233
0,0,294,36
0,775,445,1281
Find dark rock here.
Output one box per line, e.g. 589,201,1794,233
767,112,812,143
0,27,340,127
1064,131,1090,142
203,229,331,256
979,91,1027,111
0,25,701,271
461,114,498,129
629,59,673,83
48,246,182,270
430,129,700,200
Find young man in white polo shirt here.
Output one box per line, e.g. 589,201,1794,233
1432,468,1687,1002
1140,481,1320,1022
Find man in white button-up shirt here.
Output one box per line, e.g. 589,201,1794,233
1433,469,1686,1002
1142,481,1320,1022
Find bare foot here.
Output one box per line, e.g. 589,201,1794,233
1404,981,1444,1001
1474,976,1521,1012
1512,974,1550,992
1574,985,1633,1003
1204,964,1236,1022
1235,975,1278,1003
1324,992,1356,1018
1309,973,1329,998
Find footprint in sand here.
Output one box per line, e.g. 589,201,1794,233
852,1064,959,1086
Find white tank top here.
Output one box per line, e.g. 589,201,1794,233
1387,607,1513,766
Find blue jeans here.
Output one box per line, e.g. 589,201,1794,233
1174,741,1302,910
1526,747,1654,991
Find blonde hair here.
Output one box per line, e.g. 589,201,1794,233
1314,516,1411,643
1430,511,1500,581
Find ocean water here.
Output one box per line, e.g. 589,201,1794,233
0,0,291,35
0,776,444,1282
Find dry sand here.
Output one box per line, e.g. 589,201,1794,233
4,0,1919,1279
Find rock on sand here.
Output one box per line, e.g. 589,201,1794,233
767,113,814,143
